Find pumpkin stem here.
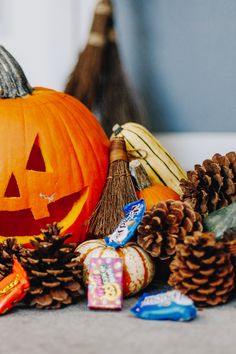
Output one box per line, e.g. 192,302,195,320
0,46,32,98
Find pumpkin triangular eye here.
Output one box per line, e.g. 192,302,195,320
26,135,46,172
4,173,20,197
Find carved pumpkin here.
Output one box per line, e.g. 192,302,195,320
0,46,109,244
76,239,155,297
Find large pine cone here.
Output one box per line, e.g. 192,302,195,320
20,224,83,309
168,231,235,307
0,238,27,280
181,152,236,217
137,200,202,259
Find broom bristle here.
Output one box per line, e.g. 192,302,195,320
87,137,137,238
65,0,112,109
97,21,146,135
69,46,104,108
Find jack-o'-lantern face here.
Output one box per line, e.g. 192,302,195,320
0,131,88,241
0,89,109,245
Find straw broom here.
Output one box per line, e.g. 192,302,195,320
65,0,147,133
87,137,138,238
97,15,145,135
65,0,112,109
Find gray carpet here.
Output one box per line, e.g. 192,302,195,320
2,295,236,354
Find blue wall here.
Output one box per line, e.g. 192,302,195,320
114,0,236,132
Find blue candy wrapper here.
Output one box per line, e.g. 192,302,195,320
130,290,197,321
105,199,146,248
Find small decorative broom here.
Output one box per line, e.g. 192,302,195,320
65,0,146,135
97,14,145,135
65,0,112,109
87,136,138,238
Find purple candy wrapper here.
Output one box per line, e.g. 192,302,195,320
88,257,123,310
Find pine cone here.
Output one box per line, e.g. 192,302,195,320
137,200,202,259
0,238,27,280
168,231,235,307
222,228,236,267
181,152,236,217
20,223,83,309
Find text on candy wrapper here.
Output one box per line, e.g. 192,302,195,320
140,291,194,308
109,204,144,243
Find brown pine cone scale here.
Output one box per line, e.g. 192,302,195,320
137,200,202,259
181,152,236,216
0,238,27,280
169,231,235,307
21,223,83,309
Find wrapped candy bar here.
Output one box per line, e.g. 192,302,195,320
0,259,30,315
105,199,146,248
88,257,123,310
130,290,197,321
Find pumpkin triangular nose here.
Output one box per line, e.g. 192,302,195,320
4,173,20,197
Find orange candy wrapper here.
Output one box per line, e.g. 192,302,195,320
0,259,30,315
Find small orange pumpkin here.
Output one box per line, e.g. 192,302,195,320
76,239,155,297
0,46,109,244
137,184,180,210
130,160,180,210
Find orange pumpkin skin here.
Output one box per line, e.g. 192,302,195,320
76,239,155,297
137,184,180,210
0,87,109,244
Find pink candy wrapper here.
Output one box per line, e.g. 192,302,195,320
88,257,123,310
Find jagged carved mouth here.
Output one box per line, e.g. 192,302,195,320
0,187,88,241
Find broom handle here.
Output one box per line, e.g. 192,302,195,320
110,137,128,163
88,0,112,48
107,7,116,44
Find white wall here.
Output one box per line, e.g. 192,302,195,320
0,0,97,90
